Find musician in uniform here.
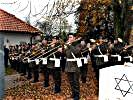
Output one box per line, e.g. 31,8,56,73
9,46,17,70
23,44,32,80
92,36,108,81
40,38,49,82
20,44,29,76
13,45,21,73
4,45,9,68
21,44,33,80
31,44,40,83
43,36,62,93
60,48,66,72
58,33,82,100
110,38,124,65
89,39,97,78
80,39,89,83
18,45,26,75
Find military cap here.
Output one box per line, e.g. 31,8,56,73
52,36,59,40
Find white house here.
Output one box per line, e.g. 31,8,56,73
0,9,42,46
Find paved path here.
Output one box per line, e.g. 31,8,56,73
5,74,21,90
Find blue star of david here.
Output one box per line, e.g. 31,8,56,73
115,74,133,97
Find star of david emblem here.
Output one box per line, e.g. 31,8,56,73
115,74,133,97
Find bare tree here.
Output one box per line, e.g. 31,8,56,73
0,0,81,35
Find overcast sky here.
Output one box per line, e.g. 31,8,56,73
0,0,58,23
0,0,80,33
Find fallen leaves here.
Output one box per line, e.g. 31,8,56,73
5,63,98,100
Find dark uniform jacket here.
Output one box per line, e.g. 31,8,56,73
47,43,62,69
65,42,82,72
112,43,124,55
110,43,124,65
93,43,108,67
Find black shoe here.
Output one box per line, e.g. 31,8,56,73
54,89,61,93
72,93,79,100
54,86,61,93
21,73,26,76
82,80,86,83
31,80,39,83
27,76,32,80
43,82,49,87
54,88,61,93
74,96,79,100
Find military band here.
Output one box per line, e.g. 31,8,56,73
6,33,133,100
43,36,62,93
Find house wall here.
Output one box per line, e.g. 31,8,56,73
3,32,32,46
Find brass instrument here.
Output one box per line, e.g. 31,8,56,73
36,44,62,59
22,42,52,62
123,44,133,50
23,41,48,57
35,38,64,59
22,39,63,62
23,43,43,59
24,37,82,63
121,44,133,56
9,52,20,61
43,37,82,58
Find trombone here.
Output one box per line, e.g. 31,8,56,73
24,37,82,63
38,37,82,59
22,39,62,62
23,42,42,57
36,44,62,59
22,41,52,61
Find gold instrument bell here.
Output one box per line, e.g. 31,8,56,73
117,38,123,43
90,39,96,43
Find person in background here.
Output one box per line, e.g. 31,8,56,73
4,45,9,68
43,36,62,93
80,39,89,83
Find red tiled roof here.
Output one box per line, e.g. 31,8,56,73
0,9,41,34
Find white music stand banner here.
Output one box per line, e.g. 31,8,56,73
99,64,133,100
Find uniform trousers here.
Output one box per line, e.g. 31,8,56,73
27,63,32,79
67,71,80,100
33,65,39,82
44,67,61,93
80,63,88,83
